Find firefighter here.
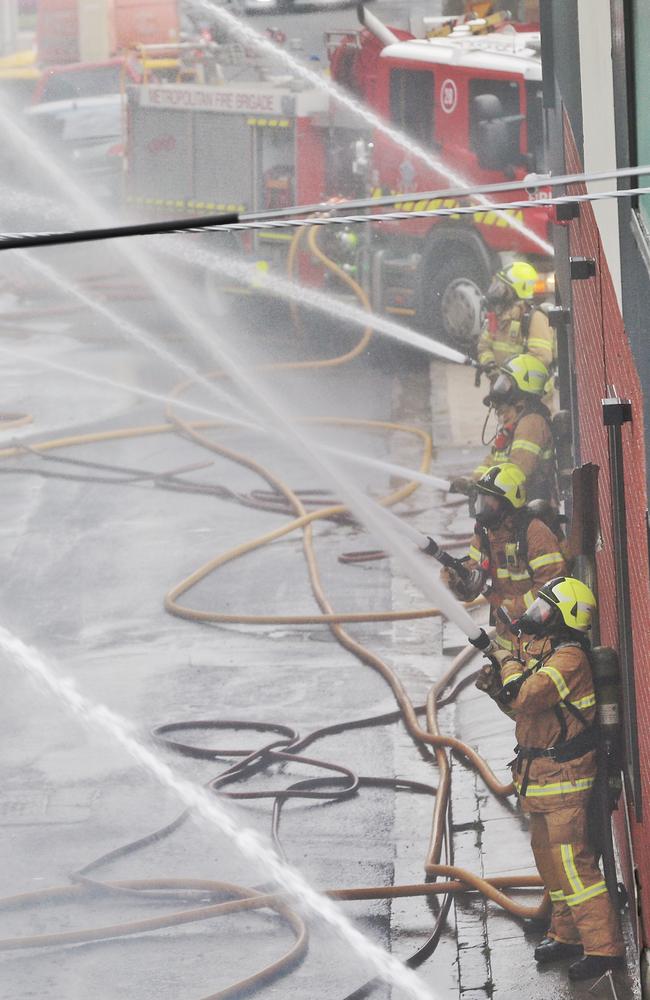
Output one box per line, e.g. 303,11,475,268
476,261,555,380
442,463,566,653
475,577,625,980
450,353,557,504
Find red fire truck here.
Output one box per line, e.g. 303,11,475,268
125,8,554,344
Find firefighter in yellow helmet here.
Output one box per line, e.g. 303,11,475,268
476,261,555,378
475,577,625,981
442,464,566,653
450,354,557,504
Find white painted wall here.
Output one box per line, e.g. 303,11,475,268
577,0,622,306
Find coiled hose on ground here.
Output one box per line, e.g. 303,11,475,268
0,226,546,998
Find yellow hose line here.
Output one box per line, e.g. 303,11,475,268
162,240,512,806
0,420,218,461
0,225,535,940
0,414,472,626
286,225,307,337
163,415,477,624
0,412,32,430
0,879,308,1000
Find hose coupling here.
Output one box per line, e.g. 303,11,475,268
469,628,492,652
423,536,441,557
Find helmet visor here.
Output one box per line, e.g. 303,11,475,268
516,595,557,636
486,276,511,306
474,492,503,527
487,372,516,406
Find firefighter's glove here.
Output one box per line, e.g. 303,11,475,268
442,565,484,603
474,663,502,698
480,361,499,382
491,649,521,668
449,476,473,496
440,565,459,593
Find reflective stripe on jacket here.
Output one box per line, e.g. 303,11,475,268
476,304,555,369
473,410,556,504
463,516,566,646
499,643,598,813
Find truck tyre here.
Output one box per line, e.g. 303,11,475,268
424,246,490,350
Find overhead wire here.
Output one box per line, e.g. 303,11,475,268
1,181,650,249
243,161,650,223
0,182,650,254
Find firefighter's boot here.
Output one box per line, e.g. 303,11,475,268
534,938,583,964
568,954,625,981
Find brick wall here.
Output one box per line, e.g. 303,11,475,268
564,117,650,946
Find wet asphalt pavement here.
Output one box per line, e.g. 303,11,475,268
0,265,435,999
0,262,641,999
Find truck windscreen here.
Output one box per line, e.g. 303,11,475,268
390,69,435,147
39,65,123,103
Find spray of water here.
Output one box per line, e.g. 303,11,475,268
1,109,471,622
0,343,456,521
0,77,465,991
192,0,553,256
17,251,254,424
1,624,436,1000
0,107,280,430
4,157,470,372
327,444,451,492
166,316,482,638
0,343,258,432
165,240,472,365
0,182,70,224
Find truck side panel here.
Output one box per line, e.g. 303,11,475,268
113,0,179,49
128,103,194,205
37,0,79,65
193,113,252,211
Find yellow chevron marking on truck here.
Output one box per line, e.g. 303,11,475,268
369,190,526,228
247,117,291,127
126,196,246,213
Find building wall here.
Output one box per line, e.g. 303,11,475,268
563,117,650,948
576,0,622,304
610,0,650,488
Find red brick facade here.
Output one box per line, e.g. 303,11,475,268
564,119,650,947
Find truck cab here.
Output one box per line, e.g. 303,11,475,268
329,12,552,343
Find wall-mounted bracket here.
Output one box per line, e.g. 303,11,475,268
555,201,580,222
570,256,597,279
602,396,633,426
547,306,572,328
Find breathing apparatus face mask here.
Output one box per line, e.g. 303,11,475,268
485,275,513,308
473,492,506,529
514,595,559,637
484,372,517,409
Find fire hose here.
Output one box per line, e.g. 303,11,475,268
0,225,546,998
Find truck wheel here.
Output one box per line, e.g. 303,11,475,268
425,250,489,349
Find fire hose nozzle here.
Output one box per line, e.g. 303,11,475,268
469,628,493,652
423,536,441,557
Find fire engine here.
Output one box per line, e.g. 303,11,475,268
125,7,554,344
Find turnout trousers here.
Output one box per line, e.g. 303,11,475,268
528,800,624,956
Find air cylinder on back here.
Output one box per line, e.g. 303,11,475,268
590,645,622,809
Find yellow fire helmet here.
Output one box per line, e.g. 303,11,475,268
475,463,527,509
498,260,539,299
522,576,597,635
497,353,550,398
